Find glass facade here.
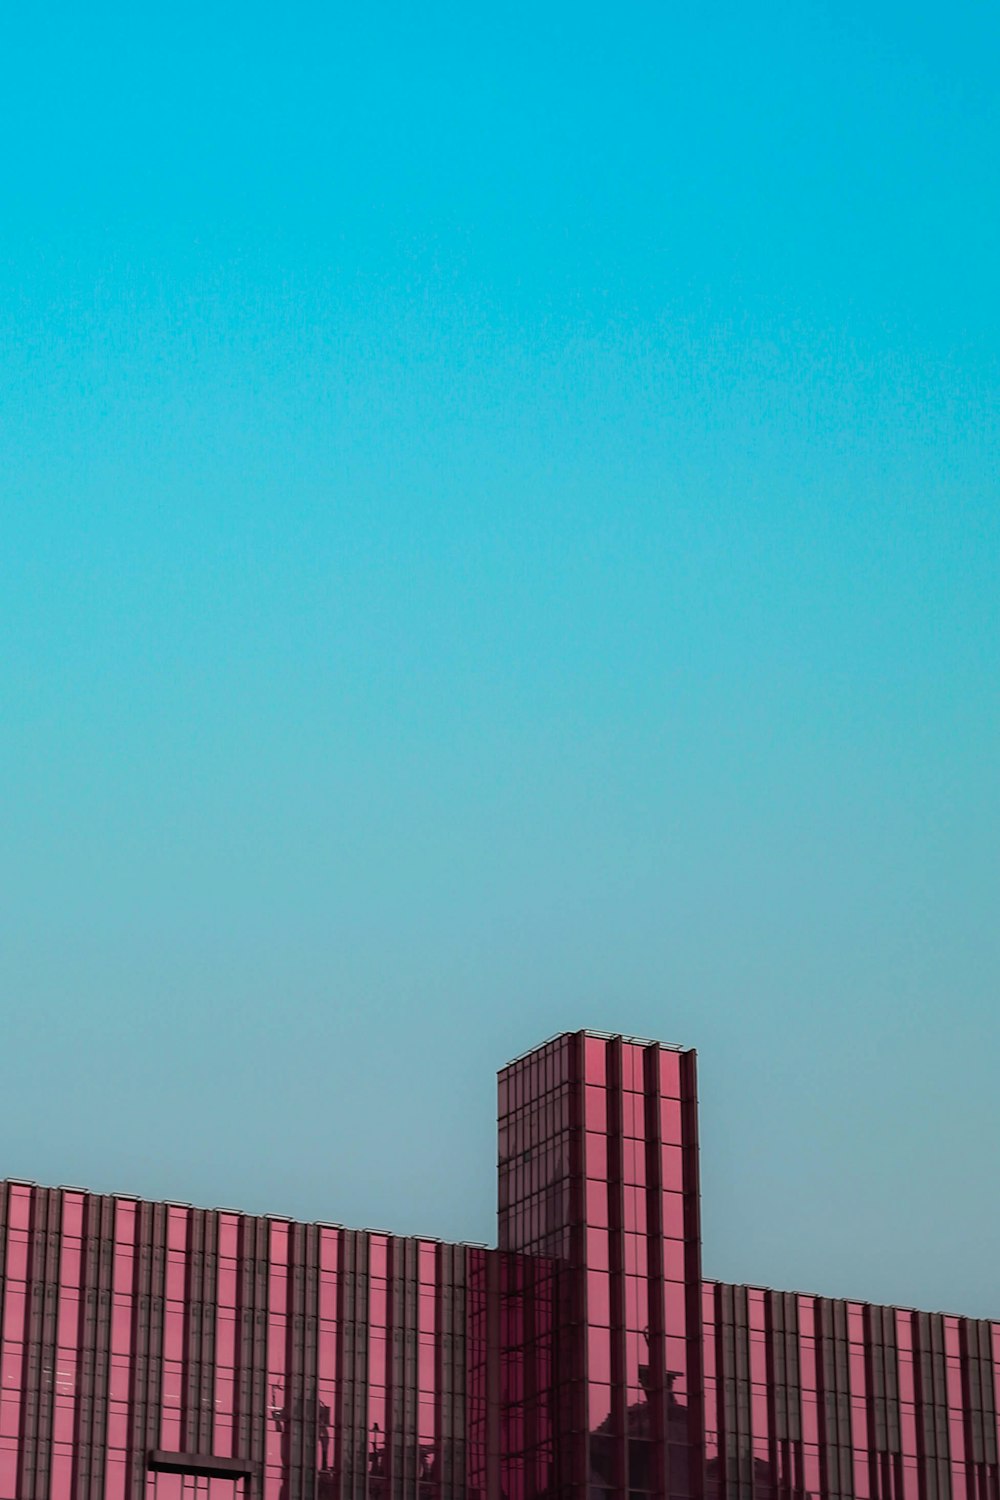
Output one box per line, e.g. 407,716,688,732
701,1285,1000,1500
0,1029,996,1500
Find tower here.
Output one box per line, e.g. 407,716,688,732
497,1031,704,1500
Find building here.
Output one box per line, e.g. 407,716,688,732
1,1030,996,1500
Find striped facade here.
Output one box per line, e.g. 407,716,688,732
0,1182,494,1500
0,1031,996,1500
702,1284,1000,1500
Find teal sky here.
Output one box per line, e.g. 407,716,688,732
1,3,997,1317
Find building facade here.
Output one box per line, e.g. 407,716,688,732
1,1031,997,1500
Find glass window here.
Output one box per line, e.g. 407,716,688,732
585,1037,607,1084
585,1087,608,1132
658,1050,681,1099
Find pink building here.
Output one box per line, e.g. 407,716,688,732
1,1032,996,1500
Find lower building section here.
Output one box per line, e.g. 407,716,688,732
0,1183,496,1500
703,1282,1000,1500
1,1031,997,1500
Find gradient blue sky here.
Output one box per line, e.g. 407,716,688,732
1,2,998,1317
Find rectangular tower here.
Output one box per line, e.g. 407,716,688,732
497,1030,705,1500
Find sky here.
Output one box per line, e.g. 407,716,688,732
1,2,997,1318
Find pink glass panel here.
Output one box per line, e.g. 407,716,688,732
586,1132,608,1179
853,1406,870,1497
217,1265,237,1307
850,1348,867,1396
319,1227,339,1273
586,1228,610,1270
659,1050,681,1097
750,1335,767,1386
165,1253,187,1304
585,1036,607,1083
751,1383,769,1444
588,1326,612,1382
112,1247,133,1301
160,1411,182,1448
665,1335,688,1399
164,1306,185,1362
622,1139,645,1186
585,1087,608,1132
51,1450,73,1499
4,1237,28,1283
626,1325,649,1399
625,1276,647,1333
660,1097,682,1144
621,1044,644,1091
623,1234,647,1276
662,1191,685,1239
588,1271,611,1325
622,1092,644,1138
167,1206,189,1250
369,1235,388,1280
8,1188,32,1229
217,1215,240,1259
623,1187,646,1235
3,1287,26,1343
105,1458,127,1500
660,1145,684,1193
586,1180,609,1227
62,1194,84,1238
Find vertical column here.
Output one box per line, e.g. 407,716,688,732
816,1298,853,1500
463,1246,489,1500
897,1312,921,1500
581,1035,611,1500
126,1198,168,1500
0,1182,16,1500
74,1193,116,1500
848,1302,871,1500
716,1284,752,1500
283,1221,320,1500
766,1290,803,1500
2,1186,37,1495
865,1304,902,1500
17,1185,63,1498
959,1319,998,1500
235,1216,271,1500
914,1314,951,1500
335,1230,371,1500
368,1234,389,1500
703,1286,720,1500
498,1034,575,1500
105,1197,136,1500
798,1297,821,1500
386,1236,416,1500
944,1322,967,1500
748,1291,772,1500
160,1205,191,1455
417,1241,437,1500
52,1191,85,1500
316,1226,340,1500
643,1043,703,1500
264,1221,290,1500
182,1208,219,1457
214,1213,242,1462
435,1243,464,1500
992,1329,1000,1500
